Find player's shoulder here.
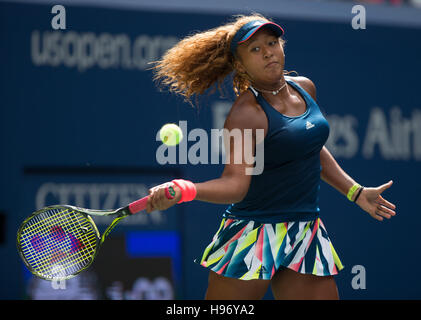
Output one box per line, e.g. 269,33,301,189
233,89,260,109
225,89,265,130
286,75,317,100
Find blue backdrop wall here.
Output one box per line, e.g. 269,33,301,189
1,1,420,299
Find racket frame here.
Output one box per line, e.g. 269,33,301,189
16,204,130,281
17,185,173,281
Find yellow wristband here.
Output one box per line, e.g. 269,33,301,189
347,183,361,201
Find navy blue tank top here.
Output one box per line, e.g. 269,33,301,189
223,78,330,223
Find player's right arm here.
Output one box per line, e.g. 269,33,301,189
193,91,266,204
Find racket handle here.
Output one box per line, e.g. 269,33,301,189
128,186,175,214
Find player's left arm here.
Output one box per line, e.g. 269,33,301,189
295,76,397,221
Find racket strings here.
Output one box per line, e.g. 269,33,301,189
21,209,96,278
19,209,79,276
20,209,87,260
18,207,98,280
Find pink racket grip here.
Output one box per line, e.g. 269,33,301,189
128,186,175,214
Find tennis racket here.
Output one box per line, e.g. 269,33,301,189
17,185,176,281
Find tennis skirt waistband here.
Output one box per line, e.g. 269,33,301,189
223,211,320,223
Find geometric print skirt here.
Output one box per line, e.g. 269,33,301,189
195,217,344,280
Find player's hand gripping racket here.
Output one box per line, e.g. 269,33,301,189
17,185,176,281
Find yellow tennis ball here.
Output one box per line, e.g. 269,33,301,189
160,123,183,146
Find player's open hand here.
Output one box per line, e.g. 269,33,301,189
355,180,397,221
146,182,182,213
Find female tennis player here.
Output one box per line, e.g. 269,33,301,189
148,14,397,300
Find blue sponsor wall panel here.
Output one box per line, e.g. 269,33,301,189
1,2,420,299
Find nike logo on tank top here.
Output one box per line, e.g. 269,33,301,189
224,78,330,223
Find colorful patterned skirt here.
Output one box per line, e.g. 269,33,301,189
195,217,344,280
